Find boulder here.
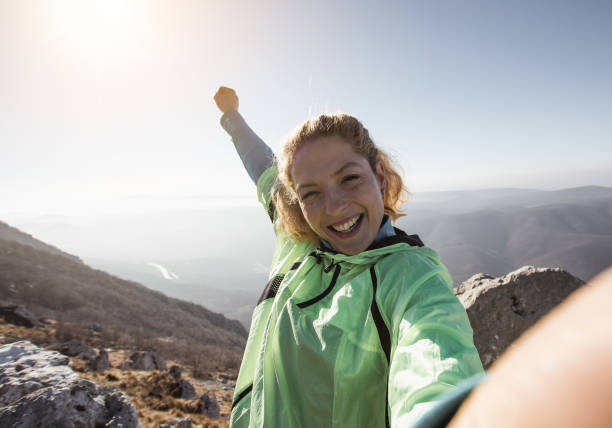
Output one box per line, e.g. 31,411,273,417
0,340,139,427
0,303,42,328
122,350,166,371
50,340,96,360
456,266,585,368
89,348,110,372
197,393,220,418
169,364,182,380
176,378,196,400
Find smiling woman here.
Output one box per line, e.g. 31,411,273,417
214,86,484,428
275,114,407,255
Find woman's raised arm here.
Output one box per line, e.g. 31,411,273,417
214,86,276,184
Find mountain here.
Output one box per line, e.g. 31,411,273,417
0,220,81,263
397,192,612,284
0,223,247,353
4,185,611,325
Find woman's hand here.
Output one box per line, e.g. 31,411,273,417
214,86,239,113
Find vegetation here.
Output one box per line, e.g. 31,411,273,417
0,237,247,371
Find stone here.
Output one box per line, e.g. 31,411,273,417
0,303,42,328
456,266,585,368
160,417,192,428
90,348,110,372
0,341,139,427
169,364,182,380
121,350,166,371
49,339,97,360
197,393,220,418
176,378,196,400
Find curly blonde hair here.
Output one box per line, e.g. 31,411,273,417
274,113,408,244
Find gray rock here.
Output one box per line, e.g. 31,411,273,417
160,417,192,428
0,303,42,328
89,348,110,372
456,266,585,368
198,393,220,418
49,339,96,360
0,341,139,427
169,364,182,380
176,378,196,400
121,350,166,371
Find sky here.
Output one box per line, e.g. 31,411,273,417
1,0,611,217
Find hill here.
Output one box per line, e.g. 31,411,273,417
0,220,81,263
0,225,247,367
397,195,612,284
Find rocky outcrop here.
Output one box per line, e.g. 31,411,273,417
0,340,139,427
197,393,220,418
167,365,196,399
456,266,585,368
48,340,110,372
49,339,96,360
0,303,42,328
90,348,110,372
122,350,167,371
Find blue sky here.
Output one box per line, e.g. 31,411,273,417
1,0,611,216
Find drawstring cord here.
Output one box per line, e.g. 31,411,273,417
310,251,337,273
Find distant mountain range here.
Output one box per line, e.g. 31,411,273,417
3,185,611,328
397,185,612,283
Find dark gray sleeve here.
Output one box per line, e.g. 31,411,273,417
220,110,276,184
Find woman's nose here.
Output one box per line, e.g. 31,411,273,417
324,188,348,216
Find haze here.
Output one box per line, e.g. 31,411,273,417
1,0,611,218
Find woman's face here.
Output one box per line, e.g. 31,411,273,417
291,136,385,255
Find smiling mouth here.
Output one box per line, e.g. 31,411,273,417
327,214,363,236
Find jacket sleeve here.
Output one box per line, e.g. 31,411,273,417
220,110,276,184
377,259,484,427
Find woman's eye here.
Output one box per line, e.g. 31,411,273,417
301,191,318,201
343,175,360,183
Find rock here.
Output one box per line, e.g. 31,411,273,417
176,378,196,400
169,364,183,380
197,393,220,418
0,303,42,328
160,417,192,428
89,348,110,372
121,350,166,371
49,340,96,360
456,266,585,368
0,340,139,427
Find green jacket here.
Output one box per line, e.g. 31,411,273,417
230,166,484,428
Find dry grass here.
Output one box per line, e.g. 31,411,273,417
0,319,235,428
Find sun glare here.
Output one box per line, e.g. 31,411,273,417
47,0,137,53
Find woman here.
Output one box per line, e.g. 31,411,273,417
214,87,484,428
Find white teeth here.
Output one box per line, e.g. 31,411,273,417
331,215,360,232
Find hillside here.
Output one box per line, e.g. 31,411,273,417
397,196,612,284
0,234,247,364
5,185,611,325
0,220,81,263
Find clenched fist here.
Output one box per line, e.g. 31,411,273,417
214,86,239,113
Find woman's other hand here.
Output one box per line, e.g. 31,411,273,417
214,86,239,113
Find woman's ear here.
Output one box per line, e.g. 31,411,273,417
375,161,386,193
